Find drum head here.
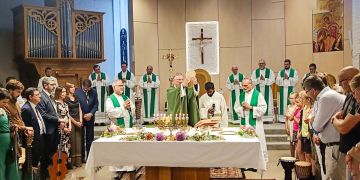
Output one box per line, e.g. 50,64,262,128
280,157,296,162
295,161,311,167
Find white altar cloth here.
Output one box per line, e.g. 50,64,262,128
85,128,266,177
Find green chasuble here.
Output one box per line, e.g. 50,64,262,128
167,85,200,126
109,94,133,128
117,71,132,98
255,68,270,115
229,73,244,121
142,74,157,118
279,68,295,115
91,72,107,112
239,89,260,127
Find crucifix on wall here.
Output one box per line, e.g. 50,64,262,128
192,28,212,64
186,21,219,74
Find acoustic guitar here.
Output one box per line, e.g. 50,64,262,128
48,128,68,180
23,135,40,180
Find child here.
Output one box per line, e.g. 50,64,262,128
289,94,303,159
299,91,315,177
285,92,298,157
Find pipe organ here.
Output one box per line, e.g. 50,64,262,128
13,0,105,87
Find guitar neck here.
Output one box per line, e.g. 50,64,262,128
26,145,32,173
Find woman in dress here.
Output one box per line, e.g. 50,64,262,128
0,88,20,180
65,83,83,167
54,86,72,167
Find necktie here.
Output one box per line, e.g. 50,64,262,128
49,94,57,110
35,107,46,134
85,92,89,104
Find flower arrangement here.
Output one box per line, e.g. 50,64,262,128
238,125,257,138
119,128,224,142
175,131,186,141
100,124,125,138
145,132,155,141
156,132,165,141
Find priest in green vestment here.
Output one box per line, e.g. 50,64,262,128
116,63,136,103
301,63,319,85
251,59,275,122
167,73,200,126
234,78,268,163
275,59,298,122
89,65,109,125
226,66,244,124
106,79,135,128
139,65,160,123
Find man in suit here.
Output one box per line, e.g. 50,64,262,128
75,79,98,161
37,77,65,177
21,87,47,179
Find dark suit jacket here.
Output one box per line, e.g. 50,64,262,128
75,88,98,119
38,91,59,134
21,102,42,139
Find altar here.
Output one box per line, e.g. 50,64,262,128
85,127,266,179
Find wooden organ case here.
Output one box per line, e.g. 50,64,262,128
13,0,105,87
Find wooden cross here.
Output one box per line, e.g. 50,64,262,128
192,28,212,64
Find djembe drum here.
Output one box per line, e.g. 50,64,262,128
278,157,296,180
295,161,311,180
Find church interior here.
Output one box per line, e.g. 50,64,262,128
0,0,359,179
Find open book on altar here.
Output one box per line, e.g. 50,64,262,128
194,117,221,128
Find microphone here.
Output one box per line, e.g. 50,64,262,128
212,103,215,117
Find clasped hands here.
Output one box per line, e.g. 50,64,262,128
241,102,252,110
283,73,289,80
58,119,71,134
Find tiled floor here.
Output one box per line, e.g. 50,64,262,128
64,150,291,180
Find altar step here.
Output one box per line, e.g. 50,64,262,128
263,123,289,150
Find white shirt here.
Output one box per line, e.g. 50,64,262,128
312,87,345,143
30,102,46,135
